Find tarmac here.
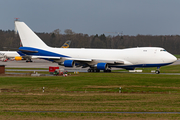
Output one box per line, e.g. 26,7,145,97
2,59,180,67
2,59,89,72
1,59,180,73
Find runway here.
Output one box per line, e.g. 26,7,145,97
2,59,180,73
2,59,180,68
1,59,59,68
2,59,89,72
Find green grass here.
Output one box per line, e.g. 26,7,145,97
1,112,180,120
1,73,180,93
174,54,180,58
1,65,180,119
5,68,48,70
113,64,180,73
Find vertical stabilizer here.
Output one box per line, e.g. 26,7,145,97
61,40,71,48
15,21,48,48
14,23,17,35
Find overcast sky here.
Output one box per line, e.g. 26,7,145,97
1,0,180,36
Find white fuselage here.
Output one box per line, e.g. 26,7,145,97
24,46,177,68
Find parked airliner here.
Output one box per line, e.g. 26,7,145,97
0,51,19,61
15,21,177,74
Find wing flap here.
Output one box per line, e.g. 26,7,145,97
31,56,60,59
65,57,92,62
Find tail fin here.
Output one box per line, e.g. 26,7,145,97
61,40,71,48
15,21,48,48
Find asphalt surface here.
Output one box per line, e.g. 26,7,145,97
2,59,180,73
2,59,180,68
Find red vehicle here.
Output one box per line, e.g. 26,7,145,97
49,66,59,74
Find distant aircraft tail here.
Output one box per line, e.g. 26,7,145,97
15,21,49,49
61,40,71,48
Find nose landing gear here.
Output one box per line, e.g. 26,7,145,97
155,67,160,74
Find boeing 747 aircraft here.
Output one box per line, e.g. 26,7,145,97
15,21,177,74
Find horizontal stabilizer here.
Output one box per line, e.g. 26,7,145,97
18,49,38,53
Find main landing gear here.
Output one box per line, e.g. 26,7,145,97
87,68,111,73
26,60,33,62
155,67,160,74
88,69,100,72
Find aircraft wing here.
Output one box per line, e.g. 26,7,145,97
31,56,61,60
65,58,133,65
29,56,128,65
65,57,92,62
65,58,126,64
91,59,124,64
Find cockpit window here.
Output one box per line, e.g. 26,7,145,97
160,49,166,52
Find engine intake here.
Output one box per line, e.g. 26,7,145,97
64,60,75,67
96,63,108,70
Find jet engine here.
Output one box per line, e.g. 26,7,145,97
96,63,108,70
64,60,75,67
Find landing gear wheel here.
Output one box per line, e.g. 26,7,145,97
88,69,92,72
155,70,160,74
103,69,111,72
96,69,100,72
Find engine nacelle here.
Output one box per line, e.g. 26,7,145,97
15,56,23,61
96,63,108,70
64,60,75,67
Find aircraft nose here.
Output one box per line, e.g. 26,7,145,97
173,55,177,62
163,53,177,63
169,54,177,63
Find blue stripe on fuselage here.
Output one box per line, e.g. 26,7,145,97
109,62,173,68
18,47,69,57
17,51,26,56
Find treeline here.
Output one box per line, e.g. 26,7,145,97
0,29,180,54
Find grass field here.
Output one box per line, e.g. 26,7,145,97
174,54,180,58
1,65,180,119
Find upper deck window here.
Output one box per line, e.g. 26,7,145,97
160,49,166,52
